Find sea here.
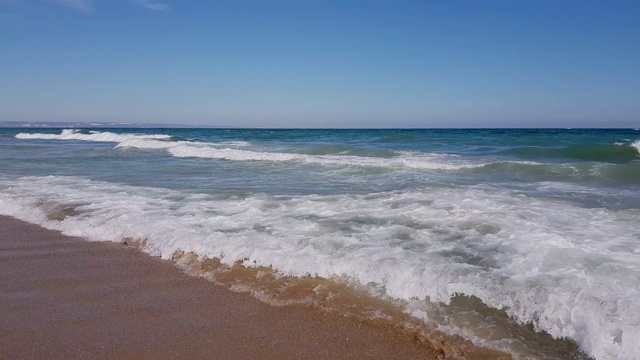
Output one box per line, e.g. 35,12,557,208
1,128,639,359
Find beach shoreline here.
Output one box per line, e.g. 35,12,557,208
0,215,508,359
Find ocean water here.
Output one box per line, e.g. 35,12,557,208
1,128,639,359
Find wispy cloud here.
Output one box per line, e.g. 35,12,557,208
53,0,92,11
137,0,169,11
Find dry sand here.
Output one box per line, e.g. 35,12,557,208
0,215,507,359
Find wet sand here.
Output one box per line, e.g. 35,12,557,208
0,216,507,359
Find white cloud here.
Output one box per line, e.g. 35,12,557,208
53,0,92,11
137,0,169,11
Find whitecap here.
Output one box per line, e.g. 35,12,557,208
15,129,171,142
0,175,638,359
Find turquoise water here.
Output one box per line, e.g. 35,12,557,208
1,128,639,359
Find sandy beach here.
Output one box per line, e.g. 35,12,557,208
0,215,509,359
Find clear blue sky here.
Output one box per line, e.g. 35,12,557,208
1,0,638,128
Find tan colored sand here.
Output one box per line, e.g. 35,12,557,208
0,216,507,359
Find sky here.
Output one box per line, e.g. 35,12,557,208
1,0,639,128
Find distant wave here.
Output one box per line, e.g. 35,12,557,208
117,138,489,170
16,129,171,142
16,131,639,184
17,130,491,171
121,138,486,170
16,129,252,146
506,142,640,163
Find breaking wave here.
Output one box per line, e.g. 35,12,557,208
16,130,490,170
15,129,171,142
0,175,638,359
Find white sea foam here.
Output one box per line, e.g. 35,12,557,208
15,130,536,171
16,129,171,142
15,129,246,146
631,139,640,153
117,137,503,170
0,175,638,359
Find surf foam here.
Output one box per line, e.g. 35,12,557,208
0,175,638,359
632,139,640,154
16,129,171,142
117,138,487,170
16,130,551,172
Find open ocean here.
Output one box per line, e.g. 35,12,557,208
1,128,639,359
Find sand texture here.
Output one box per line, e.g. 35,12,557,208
0,216,507,359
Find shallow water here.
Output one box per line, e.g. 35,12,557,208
1,128,639,359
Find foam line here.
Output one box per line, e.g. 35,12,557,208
0,175,638,359
17,130,489,170
16,129,171,142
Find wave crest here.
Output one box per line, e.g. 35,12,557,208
0,175,638,359
16,129,172,142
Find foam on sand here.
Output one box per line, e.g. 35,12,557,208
0,175,637,359
1,215,467,359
